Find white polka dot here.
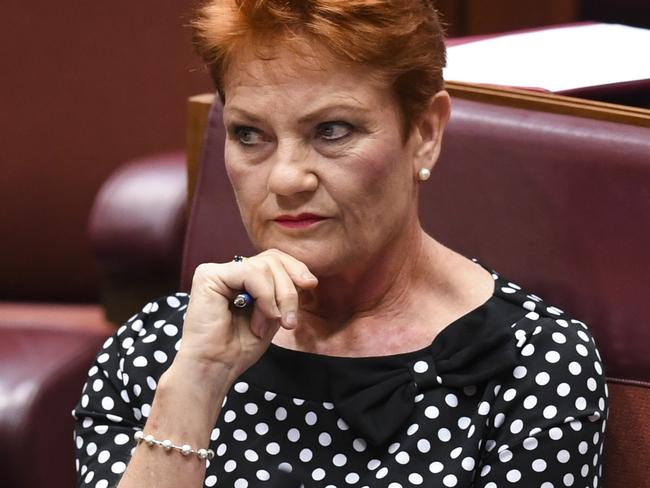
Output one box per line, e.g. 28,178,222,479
111,462,126,474
579,441,589,454
113,433,129,446
576,344,589,357
494,413,505,428
95,480,109,488
462,457,475,471
256,470,270,481
264,391,276,400
278,462,293,473
101,397,114,411
293,397,305,406
255,423,269,435
523,300,536,311
413,360,429,373
564,473,575,486
388,442,400,454
345,473,359,484
234,382,249,393
513,366,527,379
417,438,431,453
300,448,313,462
450,447,463,459
86,442,97,456
438,428,451,442
425,406,440,419
337,417,349,430
501,286,516,294
323,401,334,409
266,442,280,455
523,437,538,450
234,478,247,488
552,332,567,344
275,407,287,421
445,394,459,407
92,379,104,392
312,468,326,481
319,432,332,446
97,450,111,463
557,449,571,463
545,351,561,363
333,453,347,466
523,395,538,409
146,376,157,390
353,438,367,452
409,473,424,485
510,419,524,434
443,474,458,487
458,416,471,429
521,344,535,356
503,388,517,401
543,405,558,419
478,402,490,415
376,467,389,479
506,469,521,482
224,460,237,472
305,411,318,425
395,451,410,464
205,472,217,485
499,449,513,462
233,429,247,441
536,372,550,385
549,427,563,440
287,428,300,442
244,402,258,415
576,397,587,410
133,356,148,368
244,449,258,462
557,382,571,396
532,459,547,472
97,353,110,364
224,410,236,422
587,378,598,391
162,324,178,336
367,459,381,470
429,461,444,473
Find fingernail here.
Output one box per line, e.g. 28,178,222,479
302,273,317,282
285,311,297,328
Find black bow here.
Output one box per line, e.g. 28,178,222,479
331,316,518,446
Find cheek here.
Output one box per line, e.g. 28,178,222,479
330,139,412,219
225,150,269,222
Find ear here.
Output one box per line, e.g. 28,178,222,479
411,90,451,177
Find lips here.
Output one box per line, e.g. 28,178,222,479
274,213,328,228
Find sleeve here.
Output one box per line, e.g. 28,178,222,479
473,314,608,488
71,293,189,488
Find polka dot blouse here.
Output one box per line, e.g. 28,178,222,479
73,265,608,487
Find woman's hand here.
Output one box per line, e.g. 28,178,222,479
176,248,318,381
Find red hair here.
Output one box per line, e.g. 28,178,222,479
191,0,446,135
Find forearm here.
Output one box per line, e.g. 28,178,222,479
117,355,235,488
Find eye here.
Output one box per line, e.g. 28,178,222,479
316,121,353,142
234,126,264,146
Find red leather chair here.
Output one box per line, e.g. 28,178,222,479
181,94,650,486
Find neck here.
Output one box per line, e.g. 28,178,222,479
291,221,442,348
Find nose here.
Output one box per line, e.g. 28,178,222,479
267,139,318,196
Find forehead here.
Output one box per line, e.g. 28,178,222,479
222,41,394,113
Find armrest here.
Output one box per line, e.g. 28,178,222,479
88,151,188,322
0,322,112,488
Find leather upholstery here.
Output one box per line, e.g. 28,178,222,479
0,320,112,488
88,151,188,274
602,378,650,486
182,97,650,383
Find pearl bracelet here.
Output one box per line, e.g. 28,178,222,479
134,430,215,460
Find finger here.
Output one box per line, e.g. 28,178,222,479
261,257,301,329
262,249,319,289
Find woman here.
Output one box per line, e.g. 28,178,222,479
73,1,608,487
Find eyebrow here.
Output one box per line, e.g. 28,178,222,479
224,102,370,125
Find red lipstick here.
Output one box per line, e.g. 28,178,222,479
274,213,328,228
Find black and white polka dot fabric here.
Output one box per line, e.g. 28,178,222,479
73,265,608,487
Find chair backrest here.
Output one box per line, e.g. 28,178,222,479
182,88,650,384
602,378,650,487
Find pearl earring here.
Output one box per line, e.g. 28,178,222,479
418,168,431,181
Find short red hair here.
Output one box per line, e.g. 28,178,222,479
191,0,446,135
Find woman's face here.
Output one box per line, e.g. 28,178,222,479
222,45,427,276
